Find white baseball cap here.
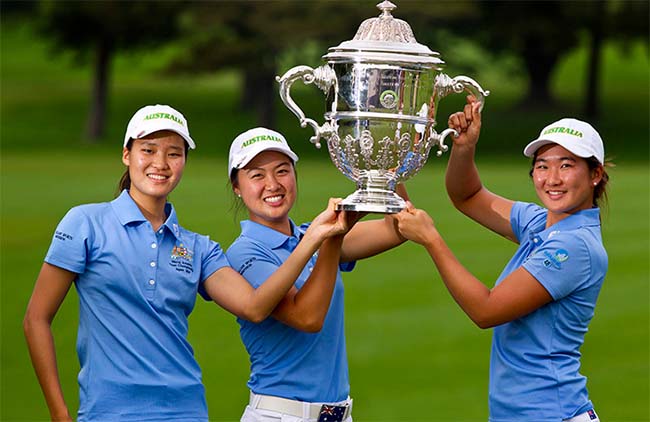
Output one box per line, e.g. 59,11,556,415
523,118,604,164
124,104,195,149
228,127,299,176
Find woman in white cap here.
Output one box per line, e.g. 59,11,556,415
393,97,609,422
23,106,350,422
226,127,408,422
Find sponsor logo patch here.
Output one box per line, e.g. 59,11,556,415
543,248,569,269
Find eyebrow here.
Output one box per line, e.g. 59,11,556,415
245,160,292,172
535,156,576,163
140,141,183,151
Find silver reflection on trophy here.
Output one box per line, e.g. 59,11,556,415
277,1,490,213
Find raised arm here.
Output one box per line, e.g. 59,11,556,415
269,235,344,332
446,97,516,242
394,205,551,328
339,183,408,262
23,263,75,422
203,199,349,326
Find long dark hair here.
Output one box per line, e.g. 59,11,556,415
228,169,246,222
115,137,190,197
587,156,612,210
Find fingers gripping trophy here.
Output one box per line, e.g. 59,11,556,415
277,1,490,213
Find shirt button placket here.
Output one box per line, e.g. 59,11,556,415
145,231,162,299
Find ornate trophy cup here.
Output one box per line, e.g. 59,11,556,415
277,1,490,213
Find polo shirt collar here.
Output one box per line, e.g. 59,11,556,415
111,190,182,241
548,207,600,231
530,207,600,243
162,204,182,241
240,219,302,249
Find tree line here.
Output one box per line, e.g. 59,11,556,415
3,0,648,141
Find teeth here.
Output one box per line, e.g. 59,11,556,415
148,174,168,180
264,195,282,203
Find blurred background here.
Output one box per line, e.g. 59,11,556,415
1,1,648,421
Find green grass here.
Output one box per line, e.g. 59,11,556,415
2,152,648,421
1,16,649,422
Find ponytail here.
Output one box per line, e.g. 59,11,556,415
587,156,613,210
116,170,131,197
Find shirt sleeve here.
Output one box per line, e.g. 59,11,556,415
44,206,92,274
226,241,283,289
198,239,230,301
522,233,592,300
511,202,546,243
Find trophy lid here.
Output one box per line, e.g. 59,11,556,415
324,1,444,68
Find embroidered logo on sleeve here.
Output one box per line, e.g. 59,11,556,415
54,231,73,241
543,248,569,269
239,257,257,276
170,243,194,274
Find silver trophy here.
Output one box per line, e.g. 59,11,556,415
277,1,490,213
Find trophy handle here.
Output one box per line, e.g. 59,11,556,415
434,73,491,112
431,128,459,157
276,64,337,148
431,73,490,155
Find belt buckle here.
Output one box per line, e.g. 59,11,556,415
317,404,347,422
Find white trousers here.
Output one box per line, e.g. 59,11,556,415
563,409,600,422
241,392,353,422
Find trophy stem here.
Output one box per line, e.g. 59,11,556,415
336,170,405,214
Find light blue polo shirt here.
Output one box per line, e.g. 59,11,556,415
226,220,355,403
44,190,229,422
489,202,607,422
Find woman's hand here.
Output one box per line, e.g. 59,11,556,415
448,95,482,149
305,198,361,241
392,202,438,247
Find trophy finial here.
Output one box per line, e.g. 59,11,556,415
377,1,397,16
352,1,416,43
328,0,442,62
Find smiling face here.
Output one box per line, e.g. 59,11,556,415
233,150,296,234
531,144,603,226
122,130,186,206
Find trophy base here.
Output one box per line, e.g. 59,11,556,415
336,189,405,214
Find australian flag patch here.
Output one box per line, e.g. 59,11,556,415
317,404,347,422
